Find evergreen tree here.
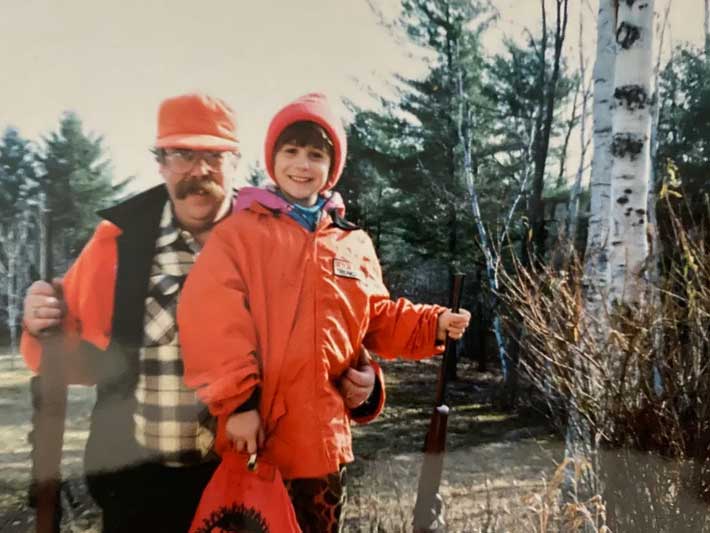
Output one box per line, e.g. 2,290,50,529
342,0,577,383
656,45,710,230
340,0,494,285
0,127,37,350
481,37,577,255
0,127,38,221
37,112,126,271
246,160,268,187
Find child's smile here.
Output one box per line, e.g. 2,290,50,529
273,143,331,206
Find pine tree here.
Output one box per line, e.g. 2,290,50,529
0,127,38,221
37,112,124,272
0,128,38,352
246,161,268,187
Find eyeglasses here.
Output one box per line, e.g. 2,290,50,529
161,148,240,173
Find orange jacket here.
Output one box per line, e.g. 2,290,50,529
178,192,445,479
21,219,120,379
21,187,384,440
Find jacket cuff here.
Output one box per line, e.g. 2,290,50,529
350,359,386,424
232,387,260,414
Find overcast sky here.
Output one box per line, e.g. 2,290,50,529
1,0,703,191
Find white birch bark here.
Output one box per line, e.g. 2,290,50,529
0,213,31,358
456,70,510,383
583,0,616,313
563,0,619,507
608,0,655,306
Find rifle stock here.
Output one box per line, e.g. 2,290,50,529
30,201,67,533
413,273,464,533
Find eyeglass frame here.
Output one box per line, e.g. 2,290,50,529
151,147,241,173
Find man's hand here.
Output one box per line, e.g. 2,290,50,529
340,347,376,409
23,279,65,336
225,409,265,454
436,309,471,341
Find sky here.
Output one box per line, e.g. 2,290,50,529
1,0,704,192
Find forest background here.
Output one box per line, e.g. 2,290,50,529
1,0,709,531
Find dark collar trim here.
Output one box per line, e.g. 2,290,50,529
329,209,360,231
97,184,168,230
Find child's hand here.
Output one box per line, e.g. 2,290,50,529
225,410,265,454
340,347,375,409
436,309,471,341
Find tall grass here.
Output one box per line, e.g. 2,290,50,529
498,193,710,531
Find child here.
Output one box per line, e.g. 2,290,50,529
178,93,470,532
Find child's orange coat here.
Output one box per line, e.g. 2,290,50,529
178,200,445,479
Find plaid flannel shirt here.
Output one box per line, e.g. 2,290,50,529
134,202,215,466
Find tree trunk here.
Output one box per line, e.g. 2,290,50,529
456,71,510,384
1,214,31,361
705,0,710,60
608,0,655,306
583,0,617,314
528,0,570,260
566,8,593,248
556,72,581,190
444,6,460,381
563,0,620,512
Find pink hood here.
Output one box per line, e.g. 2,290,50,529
233,186,346,218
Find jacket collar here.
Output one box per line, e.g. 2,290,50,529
234,186,346,218
98,184,169,231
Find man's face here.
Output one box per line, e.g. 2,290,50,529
159,148,239,232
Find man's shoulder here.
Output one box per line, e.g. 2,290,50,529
93,220,123,241
98,184,168,230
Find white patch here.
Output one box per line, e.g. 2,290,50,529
333,258,362,280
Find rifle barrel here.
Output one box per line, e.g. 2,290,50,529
33,201,67,533
433,273,465,408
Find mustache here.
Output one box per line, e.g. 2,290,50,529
174,177,224,200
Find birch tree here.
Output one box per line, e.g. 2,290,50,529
560,0,618,506
0,127,37,356
0,213,33,356
456,70,511,384
583,0,616,314
608,0,656,306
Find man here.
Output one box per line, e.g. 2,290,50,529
21,93,383,532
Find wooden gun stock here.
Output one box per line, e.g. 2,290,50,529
413,273,465,533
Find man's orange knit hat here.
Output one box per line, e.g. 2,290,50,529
155,93,239,151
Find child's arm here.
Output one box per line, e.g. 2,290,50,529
364,297,445,358
365,297,471,359
360,238,471,359
178,223,261,418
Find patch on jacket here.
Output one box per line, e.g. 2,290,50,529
333,258,362,280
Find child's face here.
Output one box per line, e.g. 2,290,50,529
273,143,331,207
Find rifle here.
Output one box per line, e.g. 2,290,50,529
413,273,465,533
29,200,67,533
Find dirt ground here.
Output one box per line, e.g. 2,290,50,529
0,352,561,532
